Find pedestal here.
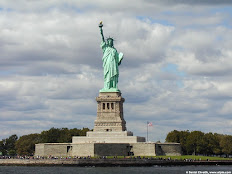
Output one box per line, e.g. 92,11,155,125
94,92,126,132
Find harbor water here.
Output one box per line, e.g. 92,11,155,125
0,165,231,174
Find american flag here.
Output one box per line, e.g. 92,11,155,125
147,122,153,127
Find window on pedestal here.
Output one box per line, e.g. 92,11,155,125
107,103,110,109
103,103,105,110
111,103,114,110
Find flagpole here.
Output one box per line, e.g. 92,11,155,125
147,121,148,142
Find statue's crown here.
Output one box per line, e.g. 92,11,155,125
107,37,114,41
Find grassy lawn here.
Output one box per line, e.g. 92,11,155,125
92,155,232,161
151,155,232,161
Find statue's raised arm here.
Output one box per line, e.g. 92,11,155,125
98,21,124,93
99,21,105,42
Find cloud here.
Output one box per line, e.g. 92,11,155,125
220,101,232,115
157,0,232,5
0,1,232,143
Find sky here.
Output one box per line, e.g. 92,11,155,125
0,0,232,142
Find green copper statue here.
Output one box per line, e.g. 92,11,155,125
99,21,123,92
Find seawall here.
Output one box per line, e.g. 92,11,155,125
0,159,232,167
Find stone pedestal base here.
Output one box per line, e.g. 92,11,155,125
72,131,145,144
87,131,133,137
35,142,182,157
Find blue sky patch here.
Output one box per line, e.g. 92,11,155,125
136,16,174,26
161,63,185,77
161,63,185,88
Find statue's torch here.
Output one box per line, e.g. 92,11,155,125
99,21,103,28
99,21,104,42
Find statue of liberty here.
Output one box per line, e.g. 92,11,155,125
99,21,123,92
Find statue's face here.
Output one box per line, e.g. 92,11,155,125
108,39,113,47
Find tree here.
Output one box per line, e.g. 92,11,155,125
166,130,190,154
39,127,91,143
0,127,92,156
220,135,232,156
204,132,221,155
15,134,40,156
165,130,232,156
178,131,190,154
0,140,7,156
57,128,71,143
40,127,61,143
79,127,90,136
0,134,18,156
186,131,207,155
165,130,180,143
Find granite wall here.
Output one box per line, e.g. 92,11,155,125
35,142,182,157
35,143,71,157
72,143,94,156
94,143,130,156
155,143,182,156
131,143,156,156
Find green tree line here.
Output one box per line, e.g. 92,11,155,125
0,127,90,156
166,130,232,156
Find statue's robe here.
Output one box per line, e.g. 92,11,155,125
101,41,123,89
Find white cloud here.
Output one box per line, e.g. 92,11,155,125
0,1,232,142
221,101,232,115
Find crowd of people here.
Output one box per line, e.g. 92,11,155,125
0,155,210,162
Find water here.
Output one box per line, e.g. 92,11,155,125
0,166,231,174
